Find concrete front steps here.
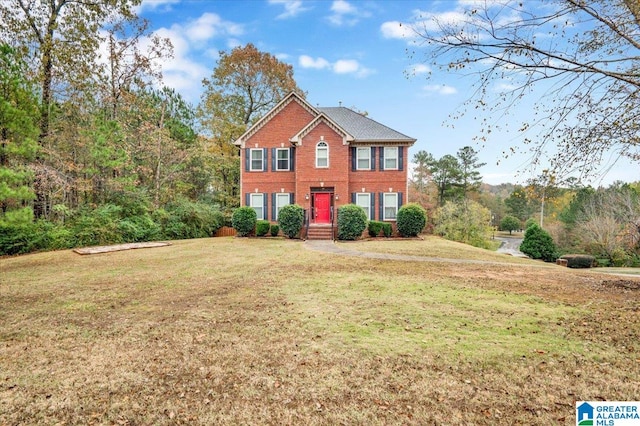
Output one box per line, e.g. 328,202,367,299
306,224,334,240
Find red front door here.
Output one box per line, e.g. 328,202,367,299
314,193,331,223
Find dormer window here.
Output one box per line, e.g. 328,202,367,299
316,141,328,168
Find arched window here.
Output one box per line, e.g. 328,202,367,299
316,141,328,168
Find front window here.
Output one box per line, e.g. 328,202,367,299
275,193,290,220
276,148,289,171
383,193,398,220
250,193,265,220
250,149,263,171
384,147,398,170
356,147,370,170
356,193,371,220
316,142,328,168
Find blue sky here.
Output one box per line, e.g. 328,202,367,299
136,0,638,186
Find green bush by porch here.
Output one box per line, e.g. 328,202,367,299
337,204,367,240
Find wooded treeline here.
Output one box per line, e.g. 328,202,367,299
409,148,640,266
0,1,300,255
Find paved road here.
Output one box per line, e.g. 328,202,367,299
494,236,527,257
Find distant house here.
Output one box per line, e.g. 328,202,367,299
233,92,416,239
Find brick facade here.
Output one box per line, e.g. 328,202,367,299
235,92,416,232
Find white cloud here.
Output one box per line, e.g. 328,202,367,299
408,64,431,75
333,59,359,74
423,84,458,95
136,0,180,13
331,0,356,14
184,13,243,43
298,55,373,77
269,0,310,19
299,55,331,69
327,0,369,26
380,21,413,39
141,12,243,103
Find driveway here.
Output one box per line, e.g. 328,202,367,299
494,236,527,257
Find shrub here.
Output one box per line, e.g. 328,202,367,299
270,224,280,237
524,218,538,229
368,220,383,237
159,200,223,239
0,222,40,255
519,223,558,262
382,222,393,237
434,200,493,248
500,215,521,234
560,254,596,268
232,206,257,237
70,204,124,247
396,203,427,237
278,204,304,239
256,220,270,237
337,204,367,240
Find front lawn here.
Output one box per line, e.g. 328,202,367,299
1,238,638,424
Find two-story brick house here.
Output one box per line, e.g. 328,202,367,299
233,91,416,239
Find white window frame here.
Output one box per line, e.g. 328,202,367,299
250,193,265,220
356,147,371,170
276,148,289,171
316,142,328,168
250,148,264,171
275,193,290,220
384,147,398,170
383,193,398,221
356,193,371,220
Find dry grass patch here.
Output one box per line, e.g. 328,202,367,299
348,236,534,264
1,238,638,425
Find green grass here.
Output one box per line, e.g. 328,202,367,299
285,272,585,360
1,237,638,425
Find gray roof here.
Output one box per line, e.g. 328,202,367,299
317,107,416,143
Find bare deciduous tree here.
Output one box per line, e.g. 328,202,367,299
409,0,640,180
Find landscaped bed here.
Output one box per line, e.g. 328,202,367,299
1,238,638,424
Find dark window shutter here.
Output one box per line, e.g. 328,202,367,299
398,147,404,171
351,147,356,171
271,148,276,171
398,192,403,209
290,147,295,171
263,148,268,172
245,149,250,171
379,147,385,170
290,193,295,204
271,193,276,220
263,194,268,220
370,192,375,220
379,192,384,220
245,193,250,207
371,147,376,171
351,193,356,204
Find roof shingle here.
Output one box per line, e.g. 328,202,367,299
317,107,415,143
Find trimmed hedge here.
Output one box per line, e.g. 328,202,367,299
396,203,426,237
337,204,367,240
560,254,596,268
232,206,257,237
270,224,280,237
382,222,393,237
278,204,304,239
368,220,384,237
256,220,270,237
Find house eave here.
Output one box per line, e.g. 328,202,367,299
233,91,318,149
289,113,355,146
349,138,417,146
